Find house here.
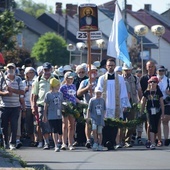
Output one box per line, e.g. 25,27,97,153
98,1,170,69
42,1,170,68
13,9,56,52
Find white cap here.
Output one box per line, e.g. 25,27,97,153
94,87,103,93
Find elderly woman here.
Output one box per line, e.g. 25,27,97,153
74,64,88,100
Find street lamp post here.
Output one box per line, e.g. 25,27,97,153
151,25,165,65
76,42,86,64
95,39,105,62
134,25,148,76
67,44,76,65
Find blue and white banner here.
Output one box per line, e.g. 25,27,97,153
107,2,131,66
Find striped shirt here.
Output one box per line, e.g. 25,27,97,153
0,76,24,107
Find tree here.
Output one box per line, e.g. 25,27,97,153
0,10,25,52
31,32,69,66
16,0,53,18
3,47,32,67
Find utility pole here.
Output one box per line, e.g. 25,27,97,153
124,0,127,25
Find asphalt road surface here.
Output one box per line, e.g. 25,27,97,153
14,144,170,170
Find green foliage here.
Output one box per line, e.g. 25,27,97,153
31,32,69,65
62,101,88,122
104,113,146,128
0,10,25,52
16,0,53,18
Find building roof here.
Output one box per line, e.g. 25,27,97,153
38,13,81,44
127,9,170,43
13,9,56,35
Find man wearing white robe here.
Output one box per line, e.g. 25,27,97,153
96,58,130,150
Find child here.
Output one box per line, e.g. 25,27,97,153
43,78,64,152
87,87,106,151
140,76,164,150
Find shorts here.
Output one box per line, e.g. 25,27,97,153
38,106,51,135
92,123,103,134
48,119,62,135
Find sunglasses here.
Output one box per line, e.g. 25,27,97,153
158,70,164,72
149,81,157,84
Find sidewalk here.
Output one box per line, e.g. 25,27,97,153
0,148,34,170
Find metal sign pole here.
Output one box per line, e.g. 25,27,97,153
87,31,92,97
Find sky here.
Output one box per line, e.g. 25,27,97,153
32,0,170,14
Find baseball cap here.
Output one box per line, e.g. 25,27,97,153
157,65,165,71
7,63,16,68
148,76,159,83
94,87,103,93
50,78,60,88
43,62,52,69
64,71,75,79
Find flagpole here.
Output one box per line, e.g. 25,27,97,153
107,2,131,66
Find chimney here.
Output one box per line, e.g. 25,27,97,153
66,4,78,17
144,4,152,11
126,4,132,11
55,2,62,15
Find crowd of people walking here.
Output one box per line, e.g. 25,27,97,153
0,58,170,152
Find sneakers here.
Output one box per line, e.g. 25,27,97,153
106,141,115,150
54,147,60,152
124,142,133,148
43,143,50,150
98,145,103,151
9,144,16,150
85,140,91,149
137,137,144,145
37,142,43,148
68,145,75,150
145,140,151,149
92,143,98,151
150,144,156,150
16,140,22,149
115,144,122,149
61,144,67,150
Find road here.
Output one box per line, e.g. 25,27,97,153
14,144,170,170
